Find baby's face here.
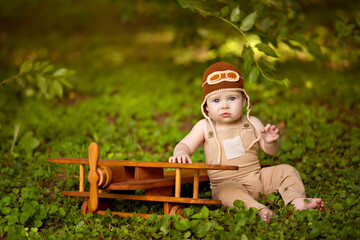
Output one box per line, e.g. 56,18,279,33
206,90,244,125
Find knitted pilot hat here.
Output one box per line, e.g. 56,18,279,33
201,62,245,117
200,62,260,163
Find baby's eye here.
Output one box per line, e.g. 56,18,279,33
229,97,236,101
213,99,220,103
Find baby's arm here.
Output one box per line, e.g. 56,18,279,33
168,119,206,163
250,116,280,155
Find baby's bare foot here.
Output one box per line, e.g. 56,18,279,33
292,198,324,211
258,208,274,224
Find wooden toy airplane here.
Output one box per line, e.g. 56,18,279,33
47,142,239,218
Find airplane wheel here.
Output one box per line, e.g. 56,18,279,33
169,204,185,215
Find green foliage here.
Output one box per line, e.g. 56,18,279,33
1,61,359,239
177,0,360,86
255,43,279,58
0,60,74,100
240,11,257,32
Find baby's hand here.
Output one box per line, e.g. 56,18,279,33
260,124,279,143
168,155,192,163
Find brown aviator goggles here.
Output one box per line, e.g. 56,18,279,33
203,70,241,86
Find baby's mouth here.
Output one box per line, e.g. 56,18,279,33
221,113,231,117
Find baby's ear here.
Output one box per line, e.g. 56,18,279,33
242,100,246,108
242,93,247,101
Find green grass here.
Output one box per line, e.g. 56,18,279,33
0,1,359,239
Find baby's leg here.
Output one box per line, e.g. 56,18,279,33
212,181,265,209
260,164,323,210
212,181,274,223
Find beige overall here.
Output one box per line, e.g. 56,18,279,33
205,116,306,210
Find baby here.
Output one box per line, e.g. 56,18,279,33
168,62,324,223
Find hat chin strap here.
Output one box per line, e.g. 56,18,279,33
201,89,261,164
243,90,261,151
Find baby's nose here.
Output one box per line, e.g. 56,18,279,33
221,103,229,109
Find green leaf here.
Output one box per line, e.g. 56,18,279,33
346,198,356,207
241,233,248,240
42,64,54,74
177,0,194,10
160,225,169,235
37,74,48,95
191,213,203,219
271,221,279,227
2,196,12,206
59,78,73,89
36,205,47,220
22,201,37,217
20,61,33,74
34,220,43,228
305,136,315,149
53,68,68,77
238,219,246,227
356,17,360,27
243,56,254,76
7,215,18,225
59,207,66,217
354,35,360,44
242,45,253,59
198,10,210,18
282,140,293,151
33,61,49,72
160,215,171,234
201,206,209,219
20,212,31,224
267,193,278,202
279,26,290,39
333,203,344,211
11,123,21,153
183,208,194,217
263,75,290,88
293,33,306,45
146,213,158,224
249,67,260,84
174,218,190,231
49,205,58,215
194,221,211,238
233,200,245,208
309,223,322,238
281,78,290,88
283,40,303,51
260,17,271,32
240,11,257,32
307,41,322,58
220,6,230,17
2,207,11,215
230,6,241,23
53,80,63,98
19,131,40,150
104,208,112,217
255,43,279,58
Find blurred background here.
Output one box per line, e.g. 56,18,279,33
1,0,359,159
0,0,360,161
1,0,359,74
0,0,360,238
